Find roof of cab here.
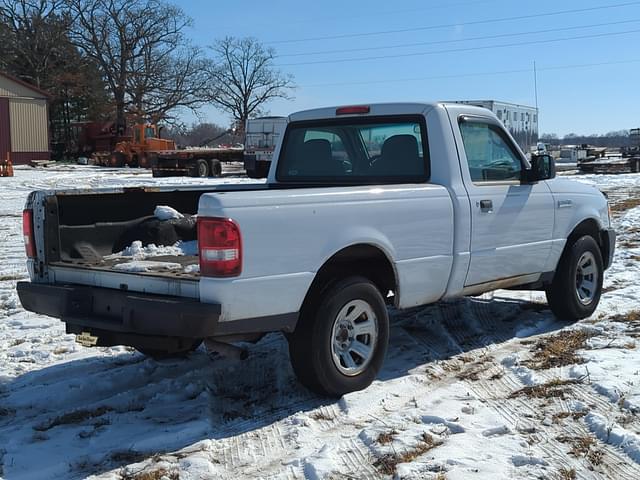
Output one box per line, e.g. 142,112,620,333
288,102,492,122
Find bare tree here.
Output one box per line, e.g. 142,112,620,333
0,1,111,154
126,43,210,125
66,0,207,131
0,0,68,88
207,37,294,129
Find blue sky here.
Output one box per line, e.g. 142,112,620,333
178,0,640,136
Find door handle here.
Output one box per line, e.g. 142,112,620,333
479,199,493,213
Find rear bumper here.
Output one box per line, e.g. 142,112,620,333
601,228,616,270
17,282,221,338
16,281,298,344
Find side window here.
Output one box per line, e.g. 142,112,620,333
459,121,523,182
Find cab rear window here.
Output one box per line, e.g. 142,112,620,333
276,116,429,183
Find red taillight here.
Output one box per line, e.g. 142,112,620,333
336,105,370,115
22,209,36,258
198,217,242,277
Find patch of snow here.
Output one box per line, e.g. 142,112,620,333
112,260,183,272
154,205,184,220
586,412,640,464
183,264,200,274
108,240,198,260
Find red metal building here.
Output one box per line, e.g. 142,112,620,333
0,71,50,165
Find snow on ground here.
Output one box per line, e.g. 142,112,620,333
1,165,640,480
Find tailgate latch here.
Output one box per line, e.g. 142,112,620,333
76,331,98,347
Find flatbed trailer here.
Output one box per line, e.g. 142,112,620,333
579,157,640,174
151,147,244,177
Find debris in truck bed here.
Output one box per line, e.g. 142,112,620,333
154,205,184,221
107,240,198,260
111,260,183,272
183,264,200,274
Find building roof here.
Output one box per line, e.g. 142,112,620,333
449,100,536,110
0,71,51,99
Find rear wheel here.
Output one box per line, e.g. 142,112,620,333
288,276,389,397
196,159,210,177
210,159,222,177
546,235,603,321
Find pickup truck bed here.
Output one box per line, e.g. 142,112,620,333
40,184,266,279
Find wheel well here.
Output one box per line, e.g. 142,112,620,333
564,218,605,259
300,244,397,315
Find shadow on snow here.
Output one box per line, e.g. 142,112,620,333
0,293,568,479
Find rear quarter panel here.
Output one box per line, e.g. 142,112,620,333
198,185,454,321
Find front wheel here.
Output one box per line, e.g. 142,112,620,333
546,235,603,321
288,276,389,397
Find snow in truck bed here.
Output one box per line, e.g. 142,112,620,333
1,165,639,480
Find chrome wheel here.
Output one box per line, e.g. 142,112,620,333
330,299,378,376
576,251,598,305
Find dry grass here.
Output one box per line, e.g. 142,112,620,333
610,197,640,213
609,310,640,324
525,330,593,370
374,433,443,475
0,273,25,281
557,467,577,480
552,410,587,424
121,467,178,480
34,406,113,431
557,435,603,466
510,378,580,400
619,239,640,249
455,354,494,381
376,430,398,445
310,411,334,422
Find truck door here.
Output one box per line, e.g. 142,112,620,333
453,113,554,287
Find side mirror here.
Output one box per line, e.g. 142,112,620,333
526,153,556,183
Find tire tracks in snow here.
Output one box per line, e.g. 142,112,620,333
463,343,640,480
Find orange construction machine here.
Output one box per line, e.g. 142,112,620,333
94,123,175,168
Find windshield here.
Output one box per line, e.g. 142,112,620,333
276,116,428,183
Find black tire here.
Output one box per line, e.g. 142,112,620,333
110,152,126,168
136,339,202,360
546,235,603,321
288,276,389,397
210,159,222,177
196,159,210,177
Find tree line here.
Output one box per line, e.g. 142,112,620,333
0,0,294,151
540,130,636,148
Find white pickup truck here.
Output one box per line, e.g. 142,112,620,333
18,102,615,396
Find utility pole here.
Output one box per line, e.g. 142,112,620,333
534,60,539,136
